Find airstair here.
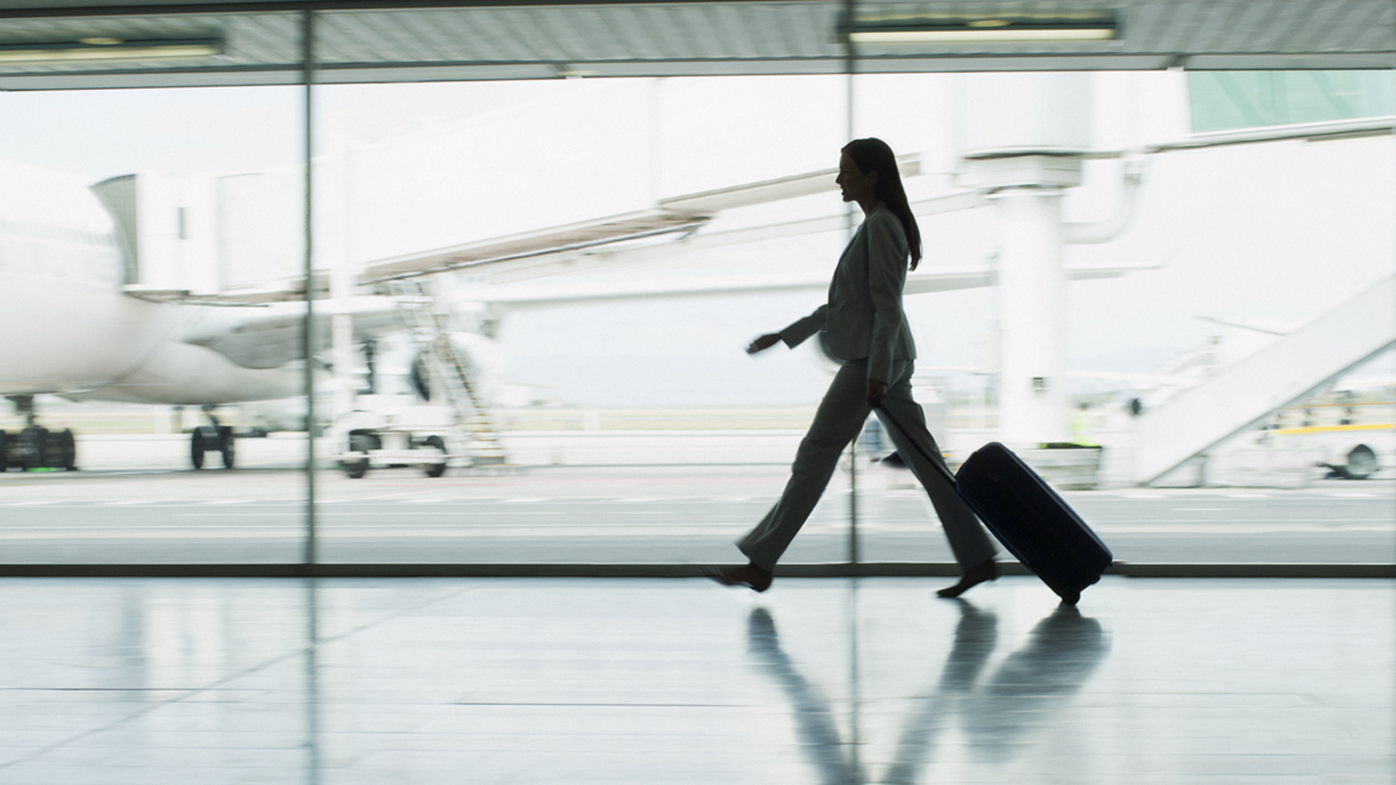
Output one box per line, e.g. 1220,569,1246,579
389,280,508,465
1133,274,1396,485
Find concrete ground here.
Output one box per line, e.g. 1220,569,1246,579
0,446,1391,566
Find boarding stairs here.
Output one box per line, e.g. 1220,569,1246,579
389,280,507,465
1133,274,1396,485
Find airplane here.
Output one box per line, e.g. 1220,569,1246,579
0,154,898,469
0,157,400,472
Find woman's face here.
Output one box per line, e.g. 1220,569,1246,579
836,151,878,204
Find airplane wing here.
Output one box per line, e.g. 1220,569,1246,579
122,282,307,305
179,297,402,369
171,261,1152,370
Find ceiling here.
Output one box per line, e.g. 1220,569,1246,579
0,0,1391,90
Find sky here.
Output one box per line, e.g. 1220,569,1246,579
1,72,1392,408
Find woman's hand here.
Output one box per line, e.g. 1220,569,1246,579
866,379,887,408
746,333,782,355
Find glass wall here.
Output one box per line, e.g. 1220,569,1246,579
1189,70,1396,132
311,75,859,564
0,5,1391,570
0,77,306,563
848,69,1396,567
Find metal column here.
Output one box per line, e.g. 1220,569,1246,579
844,0,859,566
301,9,318,566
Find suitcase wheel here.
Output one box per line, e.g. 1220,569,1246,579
1042,576,1082,606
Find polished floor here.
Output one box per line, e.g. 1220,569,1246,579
0,577,1390,784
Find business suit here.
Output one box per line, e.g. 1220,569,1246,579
738,204,998,572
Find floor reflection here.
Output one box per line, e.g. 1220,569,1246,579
1,578,1386,783
748,599,1109,784
961,603,1109,757
303,580,321,785
748,607,865,785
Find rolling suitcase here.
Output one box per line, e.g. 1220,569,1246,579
874,406,1113,605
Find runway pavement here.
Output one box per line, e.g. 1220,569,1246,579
0,461,1391,566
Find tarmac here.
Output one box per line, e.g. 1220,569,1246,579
0,435,1391,570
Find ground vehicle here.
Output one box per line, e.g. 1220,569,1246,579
336,397,453,479
1264,396,1394,480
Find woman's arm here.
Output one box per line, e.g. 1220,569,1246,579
752,304,828,352
747,333,783,354
780,303,829,348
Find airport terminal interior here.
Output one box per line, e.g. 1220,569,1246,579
0,0,1393,782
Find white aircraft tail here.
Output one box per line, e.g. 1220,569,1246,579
1133,274,1396,485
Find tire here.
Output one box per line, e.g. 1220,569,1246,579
191,429,205,470
345,456,368,479
0,430,8,472
423,435,447,478
19,426,47,471
219,427,235,469
59,429,76,471
344,433,372,479
41,429,64,469
1343,444,1377,480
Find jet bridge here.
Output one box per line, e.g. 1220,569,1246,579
1133,274,1396,485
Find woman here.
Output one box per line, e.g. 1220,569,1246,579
713,138,999,597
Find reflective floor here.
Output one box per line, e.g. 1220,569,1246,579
0,577,1391,784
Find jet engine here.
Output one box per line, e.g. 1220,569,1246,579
408,332,504,405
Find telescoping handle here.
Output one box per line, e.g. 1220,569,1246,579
870,402,958,486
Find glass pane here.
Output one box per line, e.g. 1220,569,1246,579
311,76,860,564
0,82,305,563
848,70,1396,568
1189,70,1396,133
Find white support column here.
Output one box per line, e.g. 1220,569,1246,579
993,187,1069,447
956,72,1095,450
958,155,1083,448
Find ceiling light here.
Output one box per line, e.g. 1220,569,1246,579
0,37,221,64
846,11,1118,44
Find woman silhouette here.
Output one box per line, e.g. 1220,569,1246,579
713,138,998,596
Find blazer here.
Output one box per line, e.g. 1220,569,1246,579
778,203,917,383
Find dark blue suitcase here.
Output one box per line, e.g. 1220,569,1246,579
874,406,1112,605
955,442,1112,605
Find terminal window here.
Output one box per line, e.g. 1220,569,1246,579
1189,70,1396,133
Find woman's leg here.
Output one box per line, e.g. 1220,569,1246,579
875,367,999,593
736,360,872,572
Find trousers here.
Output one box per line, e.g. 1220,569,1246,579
738,358,998,572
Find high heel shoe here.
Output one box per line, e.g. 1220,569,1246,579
936,558,998,598
707,563,773,593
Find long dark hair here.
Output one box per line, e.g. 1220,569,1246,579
841,137,921,270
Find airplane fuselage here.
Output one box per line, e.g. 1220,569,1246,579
0,159,299,407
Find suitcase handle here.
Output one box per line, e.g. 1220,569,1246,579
870,402,958,486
